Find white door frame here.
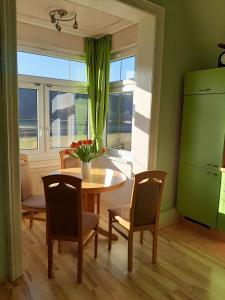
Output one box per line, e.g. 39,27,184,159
120,0,165,171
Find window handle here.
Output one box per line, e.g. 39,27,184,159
199,88,211,91
39,127,43,136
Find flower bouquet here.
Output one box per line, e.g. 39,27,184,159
66,139,106,177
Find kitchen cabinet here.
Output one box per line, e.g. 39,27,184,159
217,172,225,231
177,68,225,229
179,94,225,168
177,164,221,228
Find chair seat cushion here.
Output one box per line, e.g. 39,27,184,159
83,212,99,237
22,194,46,210
108,205,130,230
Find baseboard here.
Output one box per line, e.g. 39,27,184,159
159,207,178,228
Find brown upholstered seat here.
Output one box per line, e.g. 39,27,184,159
22,195,46,209
108,170,167,271
20,154,46,228
42,174,99,283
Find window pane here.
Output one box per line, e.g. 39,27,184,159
18,88,39,150
121,56,135,80
17,52,87,82
110,60,121,82
17,52,70,80
106,92,133,151
70,61,87,82
49,91,88,148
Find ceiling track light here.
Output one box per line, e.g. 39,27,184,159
49,9,78,32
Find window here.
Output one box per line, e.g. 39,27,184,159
18,87,39,150
106,92,133,151
18,50,135,156
107,55,135,151
110,56,135,82
17,52,87,82
48,91,88,148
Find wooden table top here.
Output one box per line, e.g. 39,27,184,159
50,167,127,193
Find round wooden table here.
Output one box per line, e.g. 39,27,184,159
50,167,127,239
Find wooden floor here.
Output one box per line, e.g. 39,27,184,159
1,205,225,300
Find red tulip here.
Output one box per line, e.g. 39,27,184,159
78,140,82,145
71,142,76,148
87,139,93,145
101,147,106,153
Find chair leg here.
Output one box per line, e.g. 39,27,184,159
58,240,62,254
108,213,112,250
140,230,144,244
77,241,83,283
48,239,53,279
128,232,133,272
46,222,48,245
94,229,98,258
152,230,158,264
96,194,100,215
29,212,33,229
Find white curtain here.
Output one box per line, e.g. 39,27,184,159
0,0,22,281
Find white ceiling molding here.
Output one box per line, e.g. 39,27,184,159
17,0,135,37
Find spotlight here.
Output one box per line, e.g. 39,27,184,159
49,9,78,32
50,14,55,24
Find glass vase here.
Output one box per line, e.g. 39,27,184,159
81,161,91,178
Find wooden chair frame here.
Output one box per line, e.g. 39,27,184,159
108,170,167,271
42,174,98,283
20,154,46,229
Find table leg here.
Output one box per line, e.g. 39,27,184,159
83,192,118,240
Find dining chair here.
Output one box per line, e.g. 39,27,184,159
20,154,46,229
42,174,99,283
108,170,167,271
59,148,81,169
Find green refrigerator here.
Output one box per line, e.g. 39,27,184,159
176,68,225,229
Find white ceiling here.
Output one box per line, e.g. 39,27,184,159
16,0,135,37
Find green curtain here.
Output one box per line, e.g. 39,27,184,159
85,35,111,149
0,0,22,282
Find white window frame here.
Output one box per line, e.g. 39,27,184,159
45,84,88,155
106,51,136,158
18,74,88,160
18,81,45,156
17,47,136,160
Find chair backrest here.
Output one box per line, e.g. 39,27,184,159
130,171,167,228
59,149,81,169
42,174,82,240
20,154,33,201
